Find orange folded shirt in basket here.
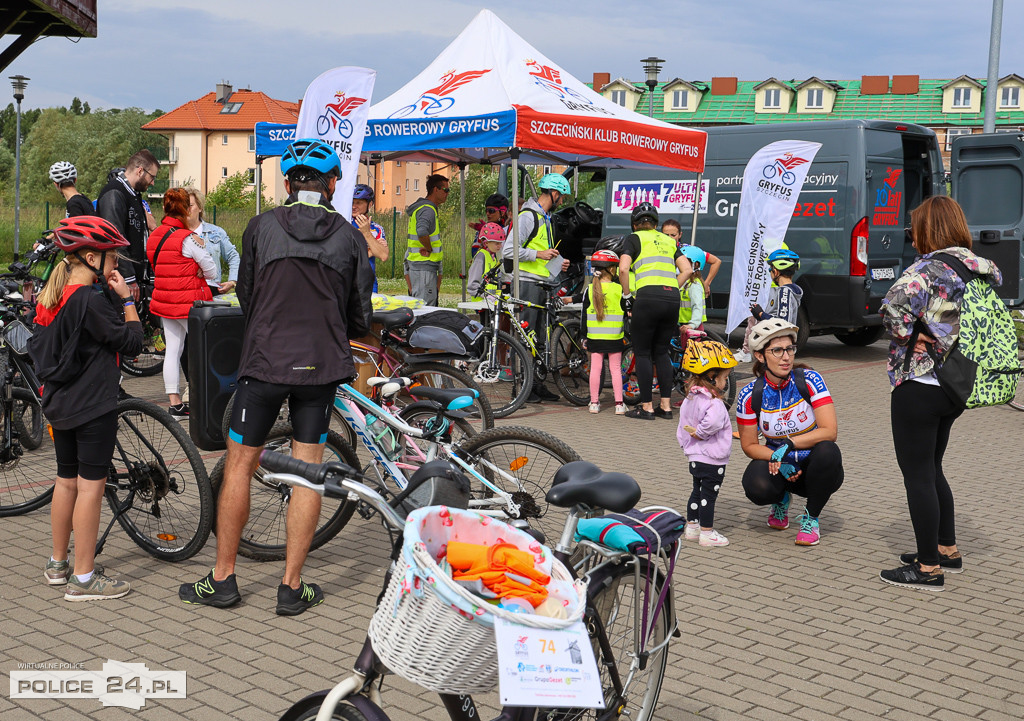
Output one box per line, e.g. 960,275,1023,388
446,541,551,607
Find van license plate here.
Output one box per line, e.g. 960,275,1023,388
871,267,895,280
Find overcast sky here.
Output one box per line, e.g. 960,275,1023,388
6,1,1023,112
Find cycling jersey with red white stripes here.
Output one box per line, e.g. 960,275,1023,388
735,369,833,463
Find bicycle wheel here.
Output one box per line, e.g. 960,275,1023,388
0,389,56,516
545,559,670,721
399,361,494,433
12,386,44,450
396,400,477,455
105,398,213,561
454,425,580,549
120,314,165,377
283,697,368,721
209,426,359,561
465,329,534,418
551,320,591,406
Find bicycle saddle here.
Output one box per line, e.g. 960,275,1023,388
546,461,641,513
373,308,415,329
409,385,478,410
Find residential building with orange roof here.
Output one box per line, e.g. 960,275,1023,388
142,82,299,204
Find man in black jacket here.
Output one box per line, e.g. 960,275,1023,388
96,149,159,300
180,139,372,616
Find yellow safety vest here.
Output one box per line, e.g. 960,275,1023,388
407,202,442,263
518,209,552,278
631,229,678,291
678,280,707,325
586,280,625,341
482,250,500,293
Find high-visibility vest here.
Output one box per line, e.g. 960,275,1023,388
482,250,500,293
678,280,707,325
407,202,442,263
631,229,678,291
517,209,552,278
586,280,625,341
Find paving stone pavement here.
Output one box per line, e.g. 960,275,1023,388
2,333,1022,720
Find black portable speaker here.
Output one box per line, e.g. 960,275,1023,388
187,302,245,451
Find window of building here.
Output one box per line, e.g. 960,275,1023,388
764,88,781,109
221,134,229,145
542,165,552,175
221,167,228,178
1001,86,1021,108
945,127,972,151
248,134,256,152
395,161,401,167
405,179,409,191
952,87,972,108
805,88,823,108
995,127,1023,133
220,102,243,114
395,185,401,196
413,179,419,191
246,168,255,185
610,90,626,106
672,90,688,109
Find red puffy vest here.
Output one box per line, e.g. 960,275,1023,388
147,219,212,319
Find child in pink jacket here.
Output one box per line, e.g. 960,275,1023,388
676,339,737,547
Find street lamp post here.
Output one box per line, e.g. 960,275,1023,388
641,56,665,118
10,75,29,260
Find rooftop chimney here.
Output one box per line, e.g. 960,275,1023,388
861,76,889,95
711,77,737,95
593,72,611,91
891,75,919,95
216,81,233,104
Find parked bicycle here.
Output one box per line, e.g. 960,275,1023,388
118,275,166,378
621,328,738,409
267,452,678,721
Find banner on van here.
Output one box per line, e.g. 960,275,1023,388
726,140,822,334
296,66,376,219
610,180,710,215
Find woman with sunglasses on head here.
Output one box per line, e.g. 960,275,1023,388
735,318,844,547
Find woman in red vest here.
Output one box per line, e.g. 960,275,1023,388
147,188,216,416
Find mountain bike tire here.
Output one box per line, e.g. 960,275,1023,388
11,386,44,450
398,361,495,433
0,386,56,516
119,314,165,377
551,320,591,406
465,328,534,418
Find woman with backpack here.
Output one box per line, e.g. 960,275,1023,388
735,318,843,547
879,196,1002,591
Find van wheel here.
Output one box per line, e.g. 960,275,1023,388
834,327,885,346
796,306,810,351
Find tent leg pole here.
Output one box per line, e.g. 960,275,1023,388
459,162,467,302
256,158,263,215
511,151,520,301
688,172,702,246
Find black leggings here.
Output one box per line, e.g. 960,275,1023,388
890,381,963,566
687,461,725,528
630,293,678,404
742,441,844,518
52,411,119,481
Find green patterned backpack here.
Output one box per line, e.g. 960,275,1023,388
923,253,1022,408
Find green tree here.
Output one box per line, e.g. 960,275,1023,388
205,171,272,212
69,97,83,115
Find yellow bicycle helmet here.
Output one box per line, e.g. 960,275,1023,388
682,339,738,374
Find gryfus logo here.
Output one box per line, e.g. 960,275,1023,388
389,68,492,119
761,153,809,186
316,92,368,139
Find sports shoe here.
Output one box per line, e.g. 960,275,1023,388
589,402,600,414
179,570,241,608
614,403,626,415
684,521,700,541
733,350,752,363
276,580,324,616
897,550,963,574
64,571,130,601
767,491,791,530
653,408,673,420
794,511,820,546
625,408,656,420
533,384,560,402
168,403,189,418
880,562,945,591
44,559,70,586
498,368,514,382
699,529,730,547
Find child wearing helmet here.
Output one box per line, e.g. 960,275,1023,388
678,245,709,333
467,222,507,296
29,216,144,601
352,183,388,293
677,339,737,547
581,250,626,414
735,245,803,363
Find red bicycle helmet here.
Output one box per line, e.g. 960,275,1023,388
50,216,130,253
478,222,506,243
590,249,619,269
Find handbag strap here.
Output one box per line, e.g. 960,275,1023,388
151,226,185,272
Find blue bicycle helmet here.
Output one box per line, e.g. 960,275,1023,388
353,183,374,201
537,173,571,195
680,244,707,271
280,139,342,179
767,247,800,270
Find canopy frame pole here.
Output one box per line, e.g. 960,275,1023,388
688,172,702,246
255,157,264,215
459,161,468,302
510,148,521,301
571,161,579,196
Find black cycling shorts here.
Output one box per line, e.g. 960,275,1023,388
52,411,119,481
227,377,338,447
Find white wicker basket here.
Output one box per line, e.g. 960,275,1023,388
368,507,585,695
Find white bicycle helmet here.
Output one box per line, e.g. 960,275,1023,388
749,318,799,352
49,161,77,184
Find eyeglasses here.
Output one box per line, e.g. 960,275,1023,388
439,187,451,194
140,167,157,182
765,345,798,358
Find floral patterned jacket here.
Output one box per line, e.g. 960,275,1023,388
881,246,1001,388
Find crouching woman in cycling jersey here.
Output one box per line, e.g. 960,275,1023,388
735,319,844,546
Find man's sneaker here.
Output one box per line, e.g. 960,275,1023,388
699,529,730,547
898,551,963,574
794,511,820,546
767,491,791,530
64,571,130,601
614,403,627,415
44,559,70,586
589,402,600,414
168,403,189,418
880,562,945,591
179,571,241,608
276,580,324,616
684,521,700,541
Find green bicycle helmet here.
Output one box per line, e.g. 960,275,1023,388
538,173,571,195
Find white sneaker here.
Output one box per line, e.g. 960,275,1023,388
733,350,751,363
588,402,600,414
684,521,700,541
699,529,730,547
614,403,627,415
